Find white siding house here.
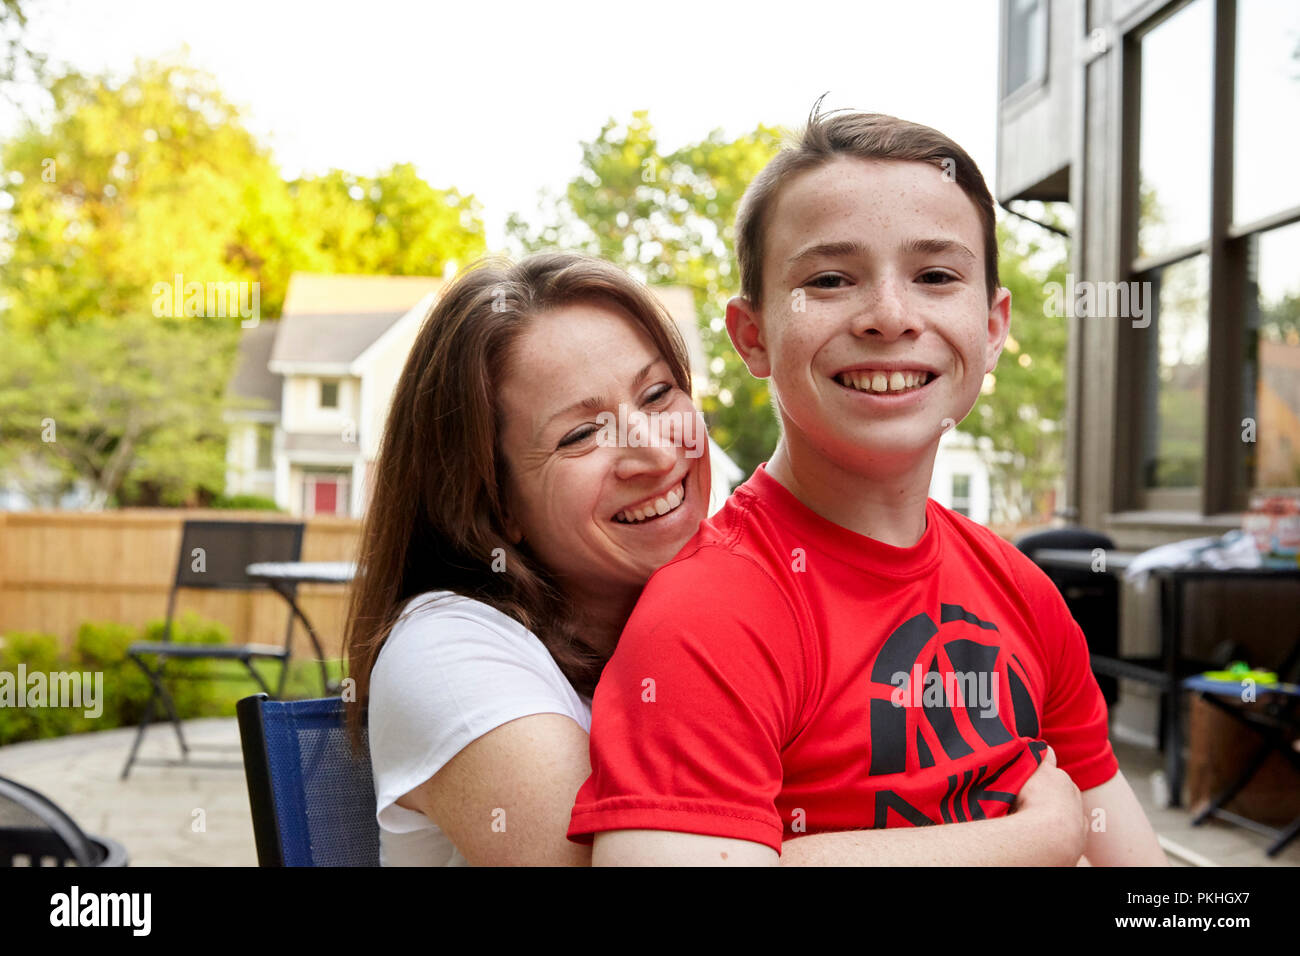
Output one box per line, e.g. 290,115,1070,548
225,273,742,519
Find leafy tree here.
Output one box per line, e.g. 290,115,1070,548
0,56,488,508
1,58,290,328
288,163,485,278
0,314,237,507
962,211,1070,523
508,112,784,475
0,0,44,101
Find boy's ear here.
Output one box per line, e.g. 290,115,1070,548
984,286,1012,373
725,295,771,379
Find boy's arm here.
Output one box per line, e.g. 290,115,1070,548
1078,770,1168,865
776,744,1087,866
593,745,1089,866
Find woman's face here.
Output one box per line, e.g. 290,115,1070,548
497,300,712,599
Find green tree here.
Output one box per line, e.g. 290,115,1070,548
961,212,1070,523
0,314,237,507
508,112,784,476
288,163,486,278
1,58,292,327
0,55,488,507
0,0,44,101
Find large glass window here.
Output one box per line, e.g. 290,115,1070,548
1141,255,1209,489
1233,0,1300,227
952,474,972,517
1137,0,1213,258
255,424,273,471
1004,0,1048,98
1243,222,1300,491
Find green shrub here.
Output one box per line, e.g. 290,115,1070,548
210,493,282,511
0,631,81,743
0,614,343,745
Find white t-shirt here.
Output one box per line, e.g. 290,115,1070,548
367,590,593,866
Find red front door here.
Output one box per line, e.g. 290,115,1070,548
312,479,338,515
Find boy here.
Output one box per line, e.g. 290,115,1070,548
566,108,1165,865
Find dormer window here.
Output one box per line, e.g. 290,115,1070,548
320,379,339,409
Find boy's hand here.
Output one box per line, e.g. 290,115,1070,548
1012,744,1087,865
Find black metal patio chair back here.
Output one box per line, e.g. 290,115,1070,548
1015,527,1120,705
120,519,305,779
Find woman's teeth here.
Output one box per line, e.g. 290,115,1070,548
836,370,931,394
613,480,686,524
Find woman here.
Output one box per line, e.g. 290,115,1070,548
345,252,1078,866
345,252,713,865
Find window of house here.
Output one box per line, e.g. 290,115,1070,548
1003,0,1048,99
1126,0,1300,514
1242,221,1300,492
1233,0,1300,229
255,424,273,471
1140,255,1209,489
1137,0,1212,260
319,379,339,409
952,473,972,517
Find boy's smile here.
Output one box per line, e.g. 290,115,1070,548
728,156,1010,478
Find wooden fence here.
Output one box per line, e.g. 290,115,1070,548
0,509,360,660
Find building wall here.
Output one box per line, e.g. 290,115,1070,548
358,318,421,463
224,421,277,500
281,374,361,437
1000,0,1300,752
995,0,1079,202
928,430,993,526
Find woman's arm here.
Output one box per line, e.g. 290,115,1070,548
397,714,593,866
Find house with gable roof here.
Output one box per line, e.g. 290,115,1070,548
225,273,742,519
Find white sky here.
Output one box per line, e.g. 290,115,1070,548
11,0,1003,250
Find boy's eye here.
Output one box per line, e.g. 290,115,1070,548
807,274,849,289
918,270,957,285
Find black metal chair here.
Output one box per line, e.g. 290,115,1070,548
0,775,128,867
1016,527,1120,705
1185,637,1300,857
237,693,380,866
120,519,305,779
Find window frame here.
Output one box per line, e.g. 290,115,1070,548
1115,0,1300,521
319,378,340,410
1001,0,1051,104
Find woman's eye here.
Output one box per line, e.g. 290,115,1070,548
807,274,848,289
557,424,598,449
644,383,673,405
918,270,957,285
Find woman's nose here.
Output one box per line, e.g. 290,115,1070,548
613,408,678,477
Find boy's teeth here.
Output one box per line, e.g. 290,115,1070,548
840,370,930,394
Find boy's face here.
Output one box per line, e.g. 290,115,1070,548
727,156,1011,475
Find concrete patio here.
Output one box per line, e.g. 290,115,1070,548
1,719,1297,866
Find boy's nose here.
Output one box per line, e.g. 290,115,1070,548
851,279,917,340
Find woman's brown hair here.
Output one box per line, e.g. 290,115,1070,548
343,251,692,746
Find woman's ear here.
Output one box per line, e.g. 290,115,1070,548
503,514,524,546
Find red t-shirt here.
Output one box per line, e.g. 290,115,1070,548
568,464,1118,853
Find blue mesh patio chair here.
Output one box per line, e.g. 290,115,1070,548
237,693,380,866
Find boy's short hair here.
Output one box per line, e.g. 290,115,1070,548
734,101,1000,308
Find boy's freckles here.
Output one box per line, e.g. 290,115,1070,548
755,156,1008,466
